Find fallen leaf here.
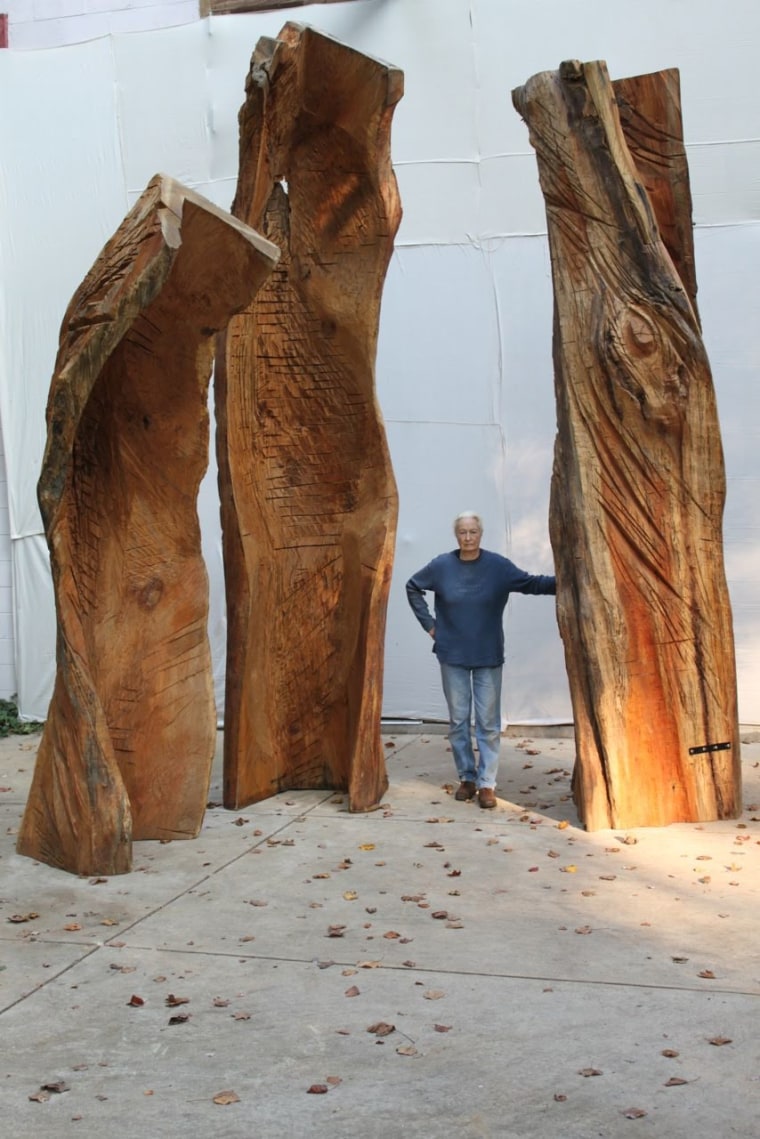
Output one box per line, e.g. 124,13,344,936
8,912,39,923
578,1068,603,1077
307,1084,329,1094
357,961,382,969
344,986,360,998
396,1044,418,1056
575,926,593,935
367,1021,395,1036
213,1090,240,1105
671,957,688,964
556,821,570,830
434,1024,452,1033
431,911,448,920
560,865,577,874
28,1090,50,1103
708,1035,732,1046
326,925,346,938
698,970,716,979
383,931,401,940
622,1107,647,1119
313,873,331,880
402,960,416,968
165,994,189,1007
661,1049,680,1058
358,844,376,851
446,920,464,929
664,1077,689,1086
231,1011,251,1020
343,891,358,901
127,994,145,1007
423,989,445,1000
326,1076,342,1086
40,1080,70,1093
168,1013,190,1025
213,997,230,1007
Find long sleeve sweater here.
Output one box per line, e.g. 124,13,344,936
406,549,556,668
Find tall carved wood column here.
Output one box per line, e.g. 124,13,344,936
513,62,741,829
217,24,402,812
17,176,278,874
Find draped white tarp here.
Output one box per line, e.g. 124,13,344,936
1,0,759,725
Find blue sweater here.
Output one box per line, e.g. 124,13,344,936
406,549,556,667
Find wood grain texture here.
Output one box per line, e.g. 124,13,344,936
218,23,402,812
512,61,741,829
17,176,278,874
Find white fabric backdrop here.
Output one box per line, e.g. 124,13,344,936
1,0,759,725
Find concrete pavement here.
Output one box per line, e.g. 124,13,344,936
2,728,759,1138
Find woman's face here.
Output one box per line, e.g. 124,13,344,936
455,517,482,558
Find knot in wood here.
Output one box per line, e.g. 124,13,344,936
623,310,657,359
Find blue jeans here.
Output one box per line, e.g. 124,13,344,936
439,663,502,789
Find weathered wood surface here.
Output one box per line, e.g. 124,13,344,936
17,176,278,874
613,69,699,318
217,23,402,811
512,61,741,829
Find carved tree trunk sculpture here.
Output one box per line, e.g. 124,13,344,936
513,62,741,829
17,176,278,874
217,24,402,811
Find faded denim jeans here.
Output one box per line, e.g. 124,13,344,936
439,663,502,789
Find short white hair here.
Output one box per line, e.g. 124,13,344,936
453,511,483,533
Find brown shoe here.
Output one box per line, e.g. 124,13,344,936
478,787,497,809
454,780,477,801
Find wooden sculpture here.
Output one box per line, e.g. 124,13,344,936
217,24,402,812
17,176,278,874
512,62,741,829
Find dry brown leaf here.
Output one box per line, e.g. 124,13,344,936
357,961,382,969
383,930,401,939
165,994,189,1007
344,985,360,997
326,924,346,938
168,1013,190,1025
28,1090,50,1103
40,1080,70,1093
698,970,716,979
664,1077,689,1086
307,1084,329,1094
423,989,445,1000
367,1021,395,1036
326,1076,342,1086
578,1068,603,1077
396,1044,418,1056
661,1049,680,1058
358,843,376,851
556,820,569,830
127,994,145,1007
446,920,464,929
621,1107,647,1119
9,912,39,923
431,911,448,920
560,865,577,874
213,997,230,1007
575,926,593,935
213,1090,240,1105
343,891,358,901
231,1011,251,1020
708,1035,732,1046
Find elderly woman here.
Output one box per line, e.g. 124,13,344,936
406,512,556,808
